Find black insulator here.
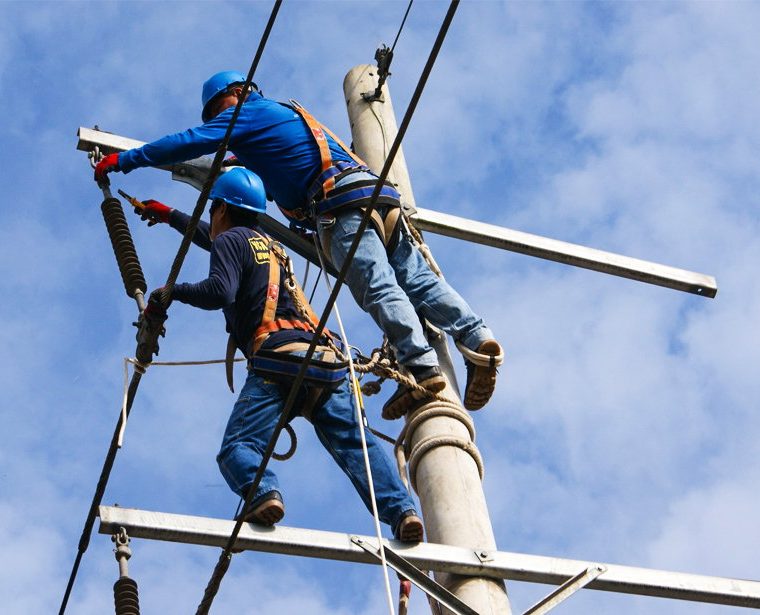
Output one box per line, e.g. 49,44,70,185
101,197,147,298
113,576,140,615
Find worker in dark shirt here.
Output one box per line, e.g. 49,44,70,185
140,167,423,540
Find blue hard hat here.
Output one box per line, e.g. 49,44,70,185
201,70,248,122
210,168,267,215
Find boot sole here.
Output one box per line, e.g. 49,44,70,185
463,340,501,411
410,375,447,400
397,515,424,543
382,389,415,420
244,499,285,526
383,376,447,420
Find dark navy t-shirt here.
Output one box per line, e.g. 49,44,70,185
169,212,308,356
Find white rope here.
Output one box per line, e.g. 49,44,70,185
117,356,246,448
454,340,504,367
312,235,396,615
118,358,131,448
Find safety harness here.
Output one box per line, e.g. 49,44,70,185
280,101,403,254
225,230,348,395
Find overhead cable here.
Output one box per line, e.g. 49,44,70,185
57,3,282,613
194,3,460,613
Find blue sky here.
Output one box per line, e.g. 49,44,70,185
2,1,759,613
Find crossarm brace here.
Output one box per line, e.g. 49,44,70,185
352,536,479,615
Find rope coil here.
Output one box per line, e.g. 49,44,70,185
395,398,484,492
455,340,504,367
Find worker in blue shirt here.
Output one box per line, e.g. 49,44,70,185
95,70,503,419
140,167,423,541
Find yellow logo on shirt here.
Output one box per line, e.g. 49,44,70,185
248,236,270,264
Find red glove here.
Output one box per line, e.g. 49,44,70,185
137,199,172,226
144,287,172,318
94,153,120,183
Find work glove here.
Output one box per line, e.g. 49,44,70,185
94,153,120,183
135,287,169,364
136,199,172,226
145,286,172,316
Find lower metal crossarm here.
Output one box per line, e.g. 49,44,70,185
351,536,479,615
523,565,606,615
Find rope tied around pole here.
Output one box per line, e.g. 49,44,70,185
394,397,484,492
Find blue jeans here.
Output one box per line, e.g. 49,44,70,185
318,201,494,368
217,366,416,532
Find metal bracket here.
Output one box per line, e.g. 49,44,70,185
522,565,606,615
351,536,479,615
112,526,133,578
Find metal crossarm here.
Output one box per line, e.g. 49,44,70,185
351,536,479,615
413,207,717,298
77,127,717,298
99,506,760,609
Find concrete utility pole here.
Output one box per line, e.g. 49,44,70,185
344,64,512,615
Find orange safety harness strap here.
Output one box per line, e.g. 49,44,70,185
251,234,331,354
290,100,366,198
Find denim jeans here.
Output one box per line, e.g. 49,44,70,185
318,195,494,368
217,365,416,532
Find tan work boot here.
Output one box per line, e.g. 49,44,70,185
243,491,285,526
395,511,424,543
463,340,502,411
382,366,446,420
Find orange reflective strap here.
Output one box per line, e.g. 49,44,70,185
290,101,366,196
253,318,315,353
249,229,335,354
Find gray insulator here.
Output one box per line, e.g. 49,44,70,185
113,577,140,615
101,197,147,298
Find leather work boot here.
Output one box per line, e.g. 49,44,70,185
463,340,502,411
243,490,285,526
382,366,446,420
394,511,424,543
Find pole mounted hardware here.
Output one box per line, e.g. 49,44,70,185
362,45,393,103
112,527,140,615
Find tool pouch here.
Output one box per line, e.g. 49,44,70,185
251,341,348,390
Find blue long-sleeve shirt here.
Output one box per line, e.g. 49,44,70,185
119,93,355,214
168,212,305,356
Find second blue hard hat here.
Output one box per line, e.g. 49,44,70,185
210,168,267,214
201,70,253,122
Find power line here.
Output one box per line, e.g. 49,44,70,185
364,0,414,103
57,3,282,613
194,2,460,612
391,0,414,53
